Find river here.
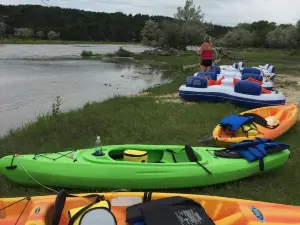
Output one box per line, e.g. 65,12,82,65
0,44,168,136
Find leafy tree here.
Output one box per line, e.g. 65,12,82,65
250,21,276,47
283,26,299,49
296,19,300,33
48,30,60,40
221,28,252,47
174,0,204,23
158,21,184,49
174,0,205,48
0,21,6,39
13,28,34,39
140,20,162,47
266,27,286,48
141,0,206,49
265,25,299,49
236,23,252,31
36,30,44,39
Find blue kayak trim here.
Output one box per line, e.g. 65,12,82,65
178,90,286,109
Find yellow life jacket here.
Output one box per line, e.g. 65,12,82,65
235,124,259,137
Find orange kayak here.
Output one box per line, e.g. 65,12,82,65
213,104,298,145
1,191,300,225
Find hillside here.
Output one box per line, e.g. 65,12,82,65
0,4,231,42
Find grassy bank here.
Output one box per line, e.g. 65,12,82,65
1,48,300,207
0,38,132,45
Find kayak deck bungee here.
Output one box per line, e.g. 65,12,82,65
1,191,300,225
213,104,298,144
0,142,290,189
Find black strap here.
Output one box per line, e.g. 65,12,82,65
251,145,266,172
240,124,248,138
6,154,17,170
148,192,152,201
259,158,264,171
52,189,105,225
143,192,147,202
243,113,279,129
184,145,212,175
142,192,153,202
166,149,177,163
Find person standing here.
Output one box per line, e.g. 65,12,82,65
197,35,213,72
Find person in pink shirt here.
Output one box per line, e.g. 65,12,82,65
197,35,213,72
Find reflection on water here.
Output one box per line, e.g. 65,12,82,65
0,53,170,135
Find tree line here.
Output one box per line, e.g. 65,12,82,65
219,21,300,49
140,0,300,50
0,3,228,42
1,2,300,49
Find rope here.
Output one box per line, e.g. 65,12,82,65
0,197,31,225
14,155,59,194
0,197,28,212
14,199,30,225
33,150,77,161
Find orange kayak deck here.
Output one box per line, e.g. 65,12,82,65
1,192,300,225
213,104,298,144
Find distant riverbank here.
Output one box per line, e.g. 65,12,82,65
0,38,134,45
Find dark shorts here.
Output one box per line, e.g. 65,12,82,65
201,59,212,67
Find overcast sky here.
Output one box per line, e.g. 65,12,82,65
1,0,300,26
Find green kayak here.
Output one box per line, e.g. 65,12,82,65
0,143,290,190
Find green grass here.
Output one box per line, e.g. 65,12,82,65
1,48,300,207
234,49,300,75
1,96,300,206
0,38,132,45
134,51,200,70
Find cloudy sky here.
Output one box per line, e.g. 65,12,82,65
1,0,300,26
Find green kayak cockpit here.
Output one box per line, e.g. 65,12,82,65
107,147,201,164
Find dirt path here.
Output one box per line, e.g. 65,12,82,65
275,74,300,106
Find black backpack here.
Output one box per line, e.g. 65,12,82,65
126,195,215,225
